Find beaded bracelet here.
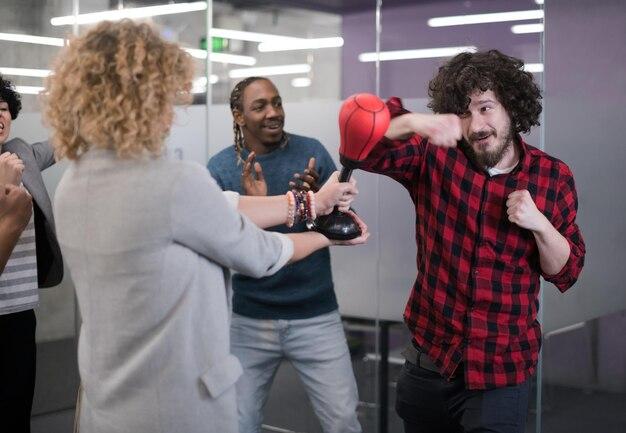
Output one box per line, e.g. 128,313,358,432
285,191,296,227
305,191,316,229
287,189,316,228
293,190,304,222
307,191,316,219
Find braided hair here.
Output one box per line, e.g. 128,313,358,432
229,76,267,163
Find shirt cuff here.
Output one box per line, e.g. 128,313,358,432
261,232,294,277
222,191,240,209
541,239,581,291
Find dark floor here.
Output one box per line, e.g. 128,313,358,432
28,334,626,433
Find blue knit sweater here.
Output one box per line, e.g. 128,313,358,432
207,134,338,319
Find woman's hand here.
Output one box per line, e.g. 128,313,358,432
331,211,370,246
314,171,358,215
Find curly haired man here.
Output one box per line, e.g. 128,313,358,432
359,50,586,433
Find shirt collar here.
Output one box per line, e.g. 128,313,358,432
459,135,530,176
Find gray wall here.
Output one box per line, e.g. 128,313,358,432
541,0,626,332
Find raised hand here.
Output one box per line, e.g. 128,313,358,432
0,184,32,227
241,151,267,196
0,152,25,186
387,112,462,147
289,157,320,192
506,189,548,232
417,113,462,148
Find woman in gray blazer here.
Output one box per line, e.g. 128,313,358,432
44,20,366,433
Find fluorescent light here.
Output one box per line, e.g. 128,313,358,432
0,67,51,78
258,37,344,52
207,52,257,66
511,23,544,34
229,64,311,79
428,10,544,27
523,63,543,73
51,1,207,26
194,76,219,85
291,77,311,88
192,75,219,93
359,46,477,62
0,32,65,46
15,86,45,95
535,0,544,5
210,28,299,44
183,48,256,66
51,3,317,48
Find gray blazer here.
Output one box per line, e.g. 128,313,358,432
54,149,292,433
3,138,63,287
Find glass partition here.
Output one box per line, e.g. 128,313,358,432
539,1,626,432
206,3,381,432
375,1,544,432
8,1,624,433
1,1,79,431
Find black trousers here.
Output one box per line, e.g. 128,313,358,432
0,309,37,433
395,360,530,433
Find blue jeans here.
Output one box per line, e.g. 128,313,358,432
231,310,362,433
395,359,530,433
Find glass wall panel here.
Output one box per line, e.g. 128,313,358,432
1,1,80,431
539,1,626,432
1,1,388,431
206,2,381,432
376,1,544,432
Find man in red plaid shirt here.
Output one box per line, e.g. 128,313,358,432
360,50,585,433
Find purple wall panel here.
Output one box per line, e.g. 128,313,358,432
342,0,542,99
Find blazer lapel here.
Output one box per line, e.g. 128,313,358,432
3,138,54,224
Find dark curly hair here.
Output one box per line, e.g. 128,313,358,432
0,74,22,120
428,50,541,134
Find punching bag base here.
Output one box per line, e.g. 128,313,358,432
313,210,361,241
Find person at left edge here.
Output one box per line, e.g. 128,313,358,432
0,74,63,433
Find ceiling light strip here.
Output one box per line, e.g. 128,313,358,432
51,1,207,26
0,32,65,46
183,48,256,66
258,37,344,52
523,63,543,73
428,10,544,27
0,67,52,77
229,64,311,79
511,23,544,34
15,86,45,95
359,46,477,62
209,28,300,43
291,77,311,87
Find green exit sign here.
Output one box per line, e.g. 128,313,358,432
200,37,228,52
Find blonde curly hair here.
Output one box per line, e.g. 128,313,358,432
44,20,193,160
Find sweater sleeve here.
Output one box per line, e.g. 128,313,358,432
171,162,293,278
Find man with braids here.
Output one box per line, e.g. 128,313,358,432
208,77,362,433
0,74,63,433
358,50,585,433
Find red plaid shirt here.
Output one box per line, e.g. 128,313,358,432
361,98,585,389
